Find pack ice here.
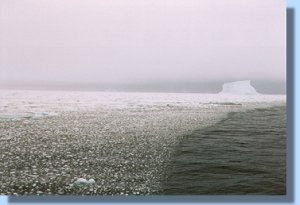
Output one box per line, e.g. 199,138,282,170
219,80,259,95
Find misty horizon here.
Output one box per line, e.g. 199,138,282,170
0,0,286,93
0,78,286,95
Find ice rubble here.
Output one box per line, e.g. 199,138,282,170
219,80,259,95
0,90,286,194
73,178,96,186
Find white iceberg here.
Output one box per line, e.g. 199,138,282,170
219,80,259,95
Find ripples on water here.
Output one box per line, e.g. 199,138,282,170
162,106,286,195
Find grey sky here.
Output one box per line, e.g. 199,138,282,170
0,0,286,86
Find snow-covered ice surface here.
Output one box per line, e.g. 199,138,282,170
0,90,285,195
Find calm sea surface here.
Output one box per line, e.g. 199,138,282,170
162,106,286,195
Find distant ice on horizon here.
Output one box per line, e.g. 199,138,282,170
0,89,285,120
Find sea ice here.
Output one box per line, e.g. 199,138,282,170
0,89,286,194
74,178,95,186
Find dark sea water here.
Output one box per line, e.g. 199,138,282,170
162,106,286,195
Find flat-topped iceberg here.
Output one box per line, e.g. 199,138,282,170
219,80,259,95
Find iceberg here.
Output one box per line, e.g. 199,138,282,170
219,80,259,95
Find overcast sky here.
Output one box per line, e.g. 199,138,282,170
0,0,286,86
